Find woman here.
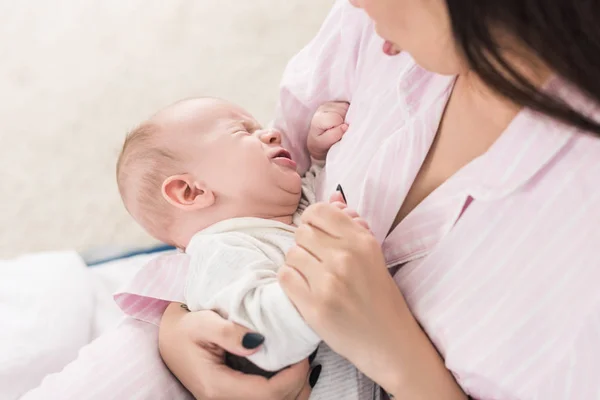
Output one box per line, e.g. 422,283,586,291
23,0,599,399
159,0,600,399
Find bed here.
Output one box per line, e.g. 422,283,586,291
0,246,174,399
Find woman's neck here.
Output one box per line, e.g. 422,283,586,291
460,50,554,124
460,72,521,134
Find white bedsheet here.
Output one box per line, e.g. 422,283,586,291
0,250,161,400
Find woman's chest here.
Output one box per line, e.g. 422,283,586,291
393,186,600,398
316,58,456,243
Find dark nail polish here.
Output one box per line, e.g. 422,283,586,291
308,348,318,364
309,365,322,388
242,333,265,349
336,184,347,203
180,303,190,312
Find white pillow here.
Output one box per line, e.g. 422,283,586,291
0,251,93,399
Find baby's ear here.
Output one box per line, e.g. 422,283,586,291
162,174,215,211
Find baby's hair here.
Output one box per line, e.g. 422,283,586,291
116,122,178,243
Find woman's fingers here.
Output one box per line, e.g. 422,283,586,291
329,190,346,204
329,201,347,210
279,261,316,324
329,200,370,231
352,217,371,231
268,360,312,400
192,311,263,357
289,222,350,280
293,364,322,399
159,304,313,400
294,224,340,264
279,261,313,310
294,383,312,400
201,364,280,400
342,208,359,219
301,202,359,239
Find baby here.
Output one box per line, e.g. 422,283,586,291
117,97,378,400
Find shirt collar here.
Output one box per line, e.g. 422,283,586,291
469,77,596,200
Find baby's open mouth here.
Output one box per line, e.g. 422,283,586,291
270,148,297,170
272,149,292,160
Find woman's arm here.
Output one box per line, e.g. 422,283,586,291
280,197,467,400
273,0,367,174
382,314,467,399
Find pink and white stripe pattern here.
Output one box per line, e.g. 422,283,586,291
276,2,600,398
23,1,600,398
113,252,189,326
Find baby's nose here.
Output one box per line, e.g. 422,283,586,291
259,129,282,145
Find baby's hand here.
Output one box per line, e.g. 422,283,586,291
307,102,349,161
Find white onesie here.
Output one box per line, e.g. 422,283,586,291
184,165,379,400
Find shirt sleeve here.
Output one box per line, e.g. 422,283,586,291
272,0,368,174
184,234,320,372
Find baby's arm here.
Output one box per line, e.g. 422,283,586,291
295,101,349,216
184,236,320,372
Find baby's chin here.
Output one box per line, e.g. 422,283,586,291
267,183,303,211
284,178,303,198
273,182,302,203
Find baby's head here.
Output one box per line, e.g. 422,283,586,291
117,97,302,248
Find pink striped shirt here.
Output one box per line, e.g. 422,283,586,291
24,1,600,399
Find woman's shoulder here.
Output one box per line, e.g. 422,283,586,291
544,78,600,195
560,129,600,189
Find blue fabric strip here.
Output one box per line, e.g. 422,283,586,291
85,244,176,266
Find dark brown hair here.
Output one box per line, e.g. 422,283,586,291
446,0,600,136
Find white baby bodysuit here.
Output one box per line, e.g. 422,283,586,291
184,165,379,400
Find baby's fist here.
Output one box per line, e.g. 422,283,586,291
307,101,349,160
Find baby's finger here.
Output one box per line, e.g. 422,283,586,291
316,113,346,132
322,101,349,114
318,124,347,144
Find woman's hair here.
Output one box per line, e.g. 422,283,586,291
446,0,600,136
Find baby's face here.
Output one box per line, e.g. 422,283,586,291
157,98,303,217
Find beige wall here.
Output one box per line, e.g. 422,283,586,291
0,0,335,257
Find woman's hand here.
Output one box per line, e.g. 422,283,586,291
279,192,466,399
158,303,317,400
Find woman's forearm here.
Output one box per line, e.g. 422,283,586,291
383,310,467,400
158,303,188,377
